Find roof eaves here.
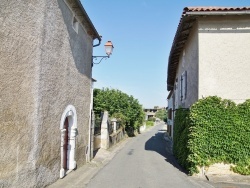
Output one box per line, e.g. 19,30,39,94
75,0,101,41
167,15,196,91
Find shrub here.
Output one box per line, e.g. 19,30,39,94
93,88,145,133
146,120,154,127
148,117,156,122
155,109,167,121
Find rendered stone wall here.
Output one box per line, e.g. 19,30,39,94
175,23,199,109
0,1,46,187
0,0,94,187
198,16,250,103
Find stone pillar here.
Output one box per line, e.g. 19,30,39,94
68,127,77,170
60,129,66,178
101,111,109,149
111,118,117,133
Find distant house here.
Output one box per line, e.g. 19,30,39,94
144,107,165,120
167,7,250,139
144,109,157,120
0,0,101,187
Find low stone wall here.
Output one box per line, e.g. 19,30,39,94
97,111,126,150
109,128,125,148
94,135,101,151
139,123,146,133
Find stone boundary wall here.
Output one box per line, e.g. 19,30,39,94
109,128,125,148
96,111,126,151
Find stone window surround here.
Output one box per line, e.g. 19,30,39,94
63,0,80,34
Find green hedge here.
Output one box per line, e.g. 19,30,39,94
148,117,156,122
173,96,250,175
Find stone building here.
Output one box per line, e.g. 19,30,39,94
0,0,101,187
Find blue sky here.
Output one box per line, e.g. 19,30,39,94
82,0,249,108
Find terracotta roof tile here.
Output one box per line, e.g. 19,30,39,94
183,7,250,15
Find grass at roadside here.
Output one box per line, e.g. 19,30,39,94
146,120,154,128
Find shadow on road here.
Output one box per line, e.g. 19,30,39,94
144,130,188,174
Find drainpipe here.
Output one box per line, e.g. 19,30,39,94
88,33,101,161
93,37,101,47
87,79,96,162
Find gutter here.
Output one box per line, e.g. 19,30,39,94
93,38,101,47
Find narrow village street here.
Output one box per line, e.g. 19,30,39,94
49,122,250,188
86,123,211,188
2,1,250,187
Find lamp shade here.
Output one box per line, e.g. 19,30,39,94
104,41,114,56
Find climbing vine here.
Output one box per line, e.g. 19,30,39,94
173,96,250,175
173,108,191,170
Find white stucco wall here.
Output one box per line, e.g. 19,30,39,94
198,16,250,103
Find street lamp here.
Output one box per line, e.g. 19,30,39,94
92,41,114,65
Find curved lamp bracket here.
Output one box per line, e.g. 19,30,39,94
92,56,109,66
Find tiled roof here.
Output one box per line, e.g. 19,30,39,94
167,7,250,91
183,7,250,14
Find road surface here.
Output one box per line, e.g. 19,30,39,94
86,122,212,188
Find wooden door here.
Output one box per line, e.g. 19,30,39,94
63,117,69,170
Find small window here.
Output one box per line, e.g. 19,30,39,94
182,50,186,67
72,16,79,33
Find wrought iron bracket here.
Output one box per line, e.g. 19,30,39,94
92,56,109,66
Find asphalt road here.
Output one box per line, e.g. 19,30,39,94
86,123,212,188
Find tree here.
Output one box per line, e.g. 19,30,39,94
93,88,145,131
155,109,167,122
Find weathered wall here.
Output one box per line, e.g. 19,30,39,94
109,128,125,148
33,0,93,186
0,0,94,187
198,16,250,103
0,1,46,187
175,23,199,108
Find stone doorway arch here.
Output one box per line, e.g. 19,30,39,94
59,105,78,178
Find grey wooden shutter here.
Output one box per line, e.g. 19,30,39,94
184,71,187,99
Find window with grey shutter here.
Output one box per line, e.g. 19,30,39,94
181,71,187,101
184,71,187,99
180,76,182,101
